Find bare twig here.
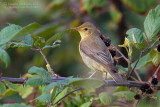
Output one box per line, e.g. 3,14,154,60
39,49,49,65
112,45,142,82
133,99,140,107
131,68,142,82
148,64,160,83
130,76,139,82
129,51,143,78
112,45,129,63
133,91,142,107
52,88,82,106
31,48,55,75
116,56,123,60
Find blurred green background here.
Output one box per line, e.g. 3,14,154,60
0,0,159,78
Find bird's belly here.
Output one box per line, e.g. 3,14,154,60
79,50,106,72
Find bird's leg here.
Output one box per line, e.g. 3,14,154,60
89,70,97,78
102,72,107,80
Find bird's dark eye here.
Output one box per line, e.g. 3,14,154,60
84,28,88,31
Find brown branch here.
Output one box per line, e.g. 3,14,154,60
39,49,49,65
31,48,55,75
131,68,142,82
148,64,160,83
0,77,143,87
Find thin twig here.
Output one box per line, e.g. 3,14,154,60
112,45,129,63
148,64,160,83
39,49,49,65
133,91,142,107
116,56,123,60
130,76,139,82
39,49,56,75
128,51,143,79
31,48,55,75
52,88,82,106
133,99,139,107
112,45,142,81
131,68,142,82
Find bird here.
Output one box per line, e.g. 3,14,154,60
71,22,128,84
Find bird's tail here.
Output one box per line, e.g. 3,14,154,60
109,70,129,84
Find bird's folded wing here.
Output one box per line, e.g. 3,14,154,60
80,43,117,71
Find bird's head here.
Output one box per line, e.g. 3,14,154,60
71,22,98,39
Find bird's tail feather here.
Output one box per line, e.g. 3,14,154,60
109,71,129,84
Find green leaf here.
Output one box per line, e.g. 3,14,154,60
8,34,33,48
12,22,41,41
113,91,135,101
68,78,104,89
0,82,6,95
125,92,135,101
44,82,57,93
3,80,19,91
0,24,22,46
99,92,113,105
132,53,151,69
46,30,71,44
43,40,61,49
32,24,61,39
127,28,144,43
8,42,32,48
144,5,160,41
137,97,158,107
122,0,156,13
134,43,147,50
50,86,57,101
28,66,52,82
2,103,32,107
23,34,34,45
35,94,51,103
53,87,68,103
0,49,10,67
26,77,43,86
80,102,92,107
18,85,33,99
149,49,160,66
2,89,17,98
115,86,128,92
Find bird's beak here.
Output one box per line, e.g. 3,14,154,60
70,27,79,31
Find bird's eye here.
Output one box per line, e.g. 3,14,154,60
84,28,88,31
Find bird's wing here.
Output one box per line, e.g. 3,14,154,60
80,42,117,71
80,41,129,84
